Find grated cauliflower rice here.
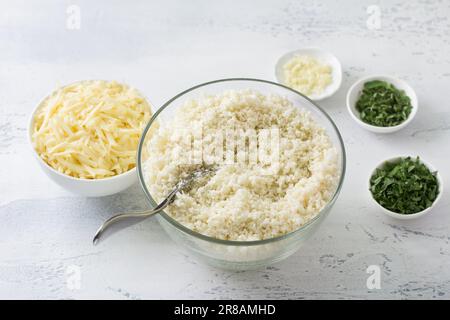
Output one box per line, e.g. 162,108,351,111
144,90,339,241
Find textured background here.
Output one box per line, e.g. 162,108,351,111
0,0,449,299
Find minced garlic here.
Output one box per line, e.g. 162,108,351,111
282,55,332,96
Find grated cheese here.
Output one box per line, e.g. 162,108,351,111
32,80,151,179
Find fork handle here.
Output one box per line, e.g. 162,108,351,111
92,187,179,244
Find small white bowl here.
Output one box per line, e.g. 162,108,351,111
369,156,443,220
347,75,418,133
275,48,342,101
28,80,152,197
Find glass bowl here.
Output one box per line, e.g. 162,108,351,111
137,78,346,270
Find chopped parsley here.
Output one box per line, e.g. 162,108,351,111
356,80,412,127
370,157,439,214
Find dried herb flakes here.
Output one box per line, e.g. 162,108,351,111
370,157,439,214
356,80,412,127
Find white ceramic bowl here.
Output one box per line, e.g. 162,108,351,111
347,75,418,133
28,80,152,197
369,156,443,220
275,47,342,101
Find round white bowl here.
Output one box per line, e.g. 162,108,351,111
347,75,418,133
275,47,342,101
28,80,152,197
369,156,443,220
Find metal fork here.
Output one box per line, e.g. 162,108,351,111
92,166,216,244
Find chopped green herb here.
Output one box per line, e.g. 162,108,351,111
370,157,439,214
356,80,412,127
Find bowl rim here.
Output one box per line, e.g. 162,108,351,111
274,47,343,101
346,74,418,132
368,156,443,219
27,79,152,182
137,77,347,246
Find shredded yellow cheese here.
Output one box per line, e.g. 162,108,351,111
282,55,332,96
32,80,152,179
